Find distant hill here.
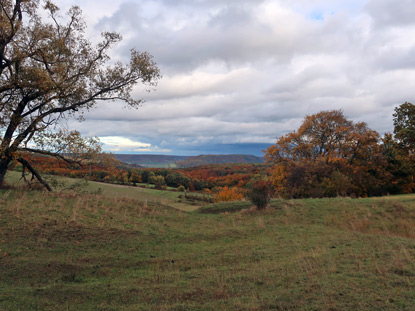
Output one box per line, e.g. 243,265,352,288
114,154,189,168
175,154,265,168
114,154,265,168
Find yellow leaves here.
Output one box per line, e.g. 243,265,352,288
22,65,54,92
213,186,244,203
33,129,106,164
270,164,287,195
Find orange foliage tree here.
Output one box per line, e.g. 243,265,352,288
265,110,392,198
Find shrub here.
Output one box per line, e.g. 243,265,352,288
245,181,272,209
213,186,244,203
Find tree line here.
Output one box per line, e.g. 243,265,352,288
13,154,269,195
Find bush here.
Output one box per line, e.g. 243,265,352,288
245,181,272,209
213,186,244,203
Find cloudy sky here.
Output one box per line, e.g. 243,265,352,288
55,0,415,156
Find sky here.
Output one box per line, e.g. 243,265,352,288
54,0,415,156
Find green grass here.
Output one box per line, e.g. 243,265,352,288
1,184,415,310
5,171,203,212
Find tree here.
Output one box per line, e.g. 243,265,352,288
153,175,166,190
265,110,387,198
265,110,379,164
379,133,411,194
385,102,415,193
129,169,142,186
393,102,415,153
0,0,161,189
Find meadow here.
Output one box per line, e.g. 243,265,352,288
1,175,415,310
4,171,206,212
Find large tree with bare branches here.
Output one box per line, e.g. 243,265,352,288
0,0,161,189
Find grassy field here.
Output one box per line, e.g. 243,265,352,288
1,181,415,310
5,171,205,212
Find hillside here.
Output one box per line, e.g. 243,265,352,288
1,188,415,310
114,154,189,168
176,154,265,167
114,154,265,168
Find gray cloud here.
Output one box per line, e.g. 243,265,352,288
55,0,415,155
365,0,415,27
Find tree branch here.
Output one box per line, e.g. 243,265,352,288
18,147,82,166
17,157,52,191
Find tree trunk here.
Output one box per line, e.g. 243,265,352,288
0,156,11,187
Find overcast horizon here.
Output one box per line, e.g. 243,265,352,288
54,0,415,156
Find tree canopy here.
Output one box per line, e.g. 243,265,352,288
393,102,415,153
265,110,390,198
0,0,161,189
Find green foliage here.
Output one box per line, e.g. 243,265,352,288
153,175,166,190
393,102,415,151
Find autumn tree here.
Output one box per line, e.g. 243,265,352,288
265,110,388,198
265,110,379,164
0,0,161,189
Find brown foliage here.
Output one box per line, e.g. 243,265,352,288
266,110,392,198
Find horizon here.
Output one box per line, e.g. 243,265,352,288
112,150,267,157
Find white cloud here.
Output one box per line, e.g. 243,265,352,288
98,136,170,153
99,136,151,152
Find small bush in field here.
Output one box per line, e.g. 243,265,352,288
246,181,272,209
